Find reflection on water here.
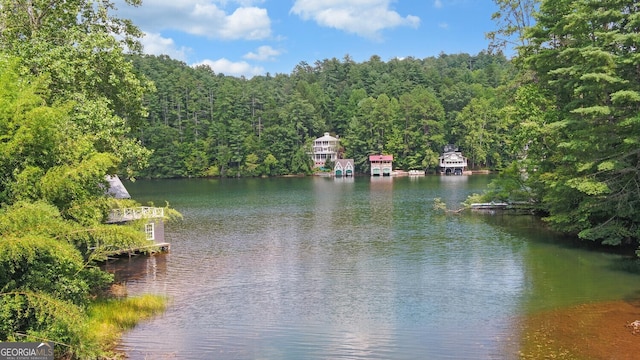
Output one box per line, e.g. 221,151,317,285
113,176,640,359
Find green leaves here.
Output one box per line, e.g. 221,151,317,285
0,2,168,356
610,90,640,104
566,177,610,196
0,0,149,122
509,0,640,249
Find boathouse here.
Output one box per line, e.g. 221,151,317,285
439,145,468,175
369,154,393,176
334,159,354,177
105,175,169,253
311,132,340,168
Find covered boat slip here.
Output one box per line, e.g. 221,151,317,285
439,145,468,175
334,159,355,177
369,154,393,176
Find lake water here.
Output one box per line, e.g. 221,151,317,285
111,176,640,359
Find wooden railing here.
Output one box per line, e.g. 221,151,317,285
107,207,164,223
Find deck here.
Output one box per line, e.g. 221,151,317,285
470,202,509,210
106,206,164,223
102,242,171,259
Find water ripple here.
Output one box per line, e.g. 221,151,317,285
116,177,639,359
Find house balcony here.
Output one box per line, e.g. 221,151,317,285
107,206,165,223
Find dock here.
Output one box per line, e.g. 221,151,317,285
469,202,536,214
101,242,171,260
470,202,509,210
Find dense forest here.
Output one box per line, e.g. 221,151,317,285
130,52,516,178
1,0,640,358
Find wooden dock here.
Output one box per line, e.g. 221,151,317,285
102,242,171,259
470,202,509,210
469,202,535,214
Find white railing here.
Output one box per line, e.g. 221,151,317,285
107,206,164,223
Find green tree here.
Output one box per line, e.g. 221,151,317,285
452,97,511,169
398,87,446,170
501,0,640,249
0,59,154,358
486,0,538,52
0,0,150,122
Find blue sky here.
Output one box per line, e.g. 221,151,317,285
114,0,504,78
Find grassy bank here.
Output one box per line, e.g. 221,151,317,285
86,293,167,358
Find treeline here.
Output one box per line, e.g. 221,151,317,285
481,0,640,251
130,52,517,178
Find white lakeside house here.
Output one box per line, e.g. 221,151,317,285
311,132,339,168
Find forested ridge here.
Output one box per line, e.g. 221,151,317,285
130,52,517,178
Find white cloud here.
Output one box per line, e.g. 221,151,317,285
192,58,265,78
218,7,272,40
434,0,443,8
140,32,190,61
438,22,449,29
290,0,420,40
218,0,266,6
114,0,271,40
243,45,281,61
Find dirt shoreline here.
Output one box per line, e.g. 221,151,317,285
519,299,640,359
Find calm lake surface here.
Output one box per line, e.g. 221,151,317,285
111,176,640,359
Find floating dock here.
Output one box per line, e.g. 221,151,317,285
470,202,509,210
469,202,535,214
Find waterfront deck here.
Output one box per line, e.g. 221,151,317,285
470,202,509,210
102,242,171,259
107,206,164,223
469,202,536,214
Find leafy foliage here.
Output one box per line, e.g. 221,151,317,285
483,0,640,250
0,1,168,356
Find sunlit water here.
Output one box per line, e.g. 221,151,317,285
110,176,640,359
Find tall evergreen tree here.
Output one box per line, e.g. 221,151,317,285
513,0,640,247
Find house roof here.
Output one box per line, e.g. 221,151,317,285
335,159,354,168
106,175,131,199
315,132,339,142
369,154,393,161
440,152,466,161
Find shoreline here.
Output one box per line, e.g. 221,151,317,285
518,299,640,359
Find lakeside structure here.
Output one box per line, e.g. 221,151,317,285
438,145,468,175
369,154,393,176
311,132,340,169
334,159,355,177
105,175,169,256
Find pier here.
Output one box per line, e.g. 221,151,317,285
102,242,171,259
470,202,509,210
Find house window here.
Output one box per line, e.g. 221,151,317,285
145,223,154,240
